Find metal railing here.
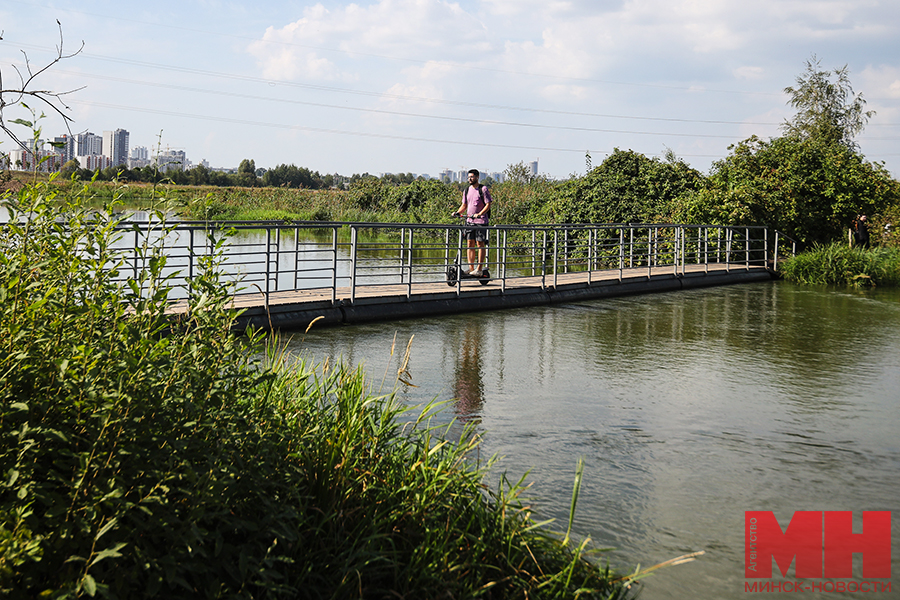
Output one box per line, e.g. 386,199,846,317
112,221,795,303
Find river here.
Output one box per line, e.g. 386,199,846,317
282,280,899,599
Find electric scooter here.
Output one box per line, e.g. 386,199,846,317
447,214,491,286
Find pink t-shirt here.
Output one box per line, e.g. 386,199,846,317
464,184,492,225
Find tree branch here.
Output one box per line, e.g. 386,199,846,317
0,21,85,150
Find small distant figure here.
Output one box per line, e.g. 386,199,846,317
854,214,870,249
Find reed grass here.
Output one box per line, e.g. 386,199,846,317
1,179,640,598
780,242,900,287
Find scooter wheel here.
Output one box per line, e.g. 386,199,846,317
479,270,490,285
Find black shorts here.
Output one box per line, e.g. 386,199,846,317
464,223,489,243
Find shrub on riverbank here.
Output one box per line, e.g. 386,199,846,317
780,242,900,287
0,182,634,599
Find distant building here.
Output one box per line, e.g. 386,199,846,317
8,147,62,172
129,146,150,169
77,154,112,170
153,149,187,173
102,129,130,167
53,134,76,163
490,172,505,183
530,160,538,177
76,132,102,157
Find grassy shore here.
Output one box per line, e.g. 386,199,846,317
780,242,900,287
0,180,642,598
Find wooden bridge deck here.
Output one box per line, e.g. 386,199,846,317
197,262,773,330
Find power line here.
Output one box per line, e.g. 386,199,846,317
67,99,728,160
42,67,754,140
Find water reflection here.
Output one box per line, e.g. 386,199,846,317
451,322,485,423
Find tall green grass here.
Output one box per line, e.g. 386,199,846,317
1,180,639,598
780,242,900,287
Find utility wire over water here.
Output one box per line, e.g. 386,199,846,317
286,281,900,600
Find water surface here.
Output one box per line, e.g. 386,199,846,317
285,281,899,599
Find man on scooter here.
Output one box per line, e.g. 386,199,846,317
452,169,493,276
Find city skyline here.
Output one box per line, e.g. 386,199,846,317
1,1,898,180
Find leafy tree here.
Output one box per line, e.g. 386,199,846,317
237,158,257,187
782,56,874,148
504,161,534,184
541,149,701,224
671,135,899,245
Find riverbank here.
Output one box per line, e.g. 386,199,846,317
1,181,639,598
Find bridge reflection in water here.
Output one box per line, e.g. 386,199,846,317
113,220,795,329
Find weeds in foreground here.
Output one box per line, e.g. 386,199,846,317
780,242,900,287
0,181,646,598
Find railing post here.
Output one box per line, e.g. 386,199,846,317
726,228,732,273
445,227,451,282
265,228,272,302
456,228,464,295
399,228,406,284
587,228,593,285
774,230,780,272
541,230,548,289
331,227,338,304
350,225,358,304
764,228,769,269
553,229,559,288
293,226,300,291
629,227,634,269
188,228,195,283
704,227,710,274
274,226,281,292
406,228,413,299
501,229,508,292
678,226,683,274
745,227,750,269
619,227,624,281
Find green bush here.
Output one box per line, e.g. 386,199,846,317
0,181,634,598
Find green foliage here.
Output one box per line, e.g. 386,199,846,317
782,56,874,148
0,182,634,598
670,136,900,246
542,149,702,224
780,242,900,287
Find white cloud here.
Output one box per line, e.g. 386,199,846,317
860,65,900,100
248,0,484,82
734,66,766,81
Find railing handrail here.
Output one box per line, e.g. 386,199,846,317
110,221,788,305
115,219,776,233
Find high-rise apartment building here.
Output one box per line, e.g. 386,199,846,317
129,146,150,169
53,134,76,163
153,149,187,173
103,129,130,167
76,132,103,157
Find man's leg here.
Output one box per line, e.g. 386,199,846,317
477,241,487,273
467,240,479,273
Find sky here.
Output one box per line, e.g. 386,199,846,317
1,0,899,180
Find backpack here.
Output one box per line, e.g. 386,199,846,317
464,184,491,218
